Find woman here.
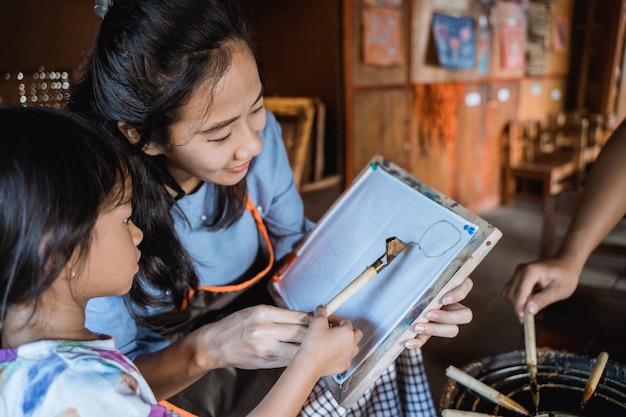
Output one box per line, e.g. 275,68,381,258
69,0,474,415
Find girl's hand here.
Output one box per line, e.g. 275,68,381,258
296,305,362,376
404,277,474,349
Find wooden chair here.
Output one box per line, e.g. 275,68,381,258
501,112,596,257
539,112,610,257
501,113,590,205
264,96,322,189
265,96,343,194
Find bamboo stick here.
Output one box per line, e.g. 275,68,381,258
326,237,407,315
326,264,380,315
582,351,609,404
446,365,531,416
523,311,537,380
523,311,539,410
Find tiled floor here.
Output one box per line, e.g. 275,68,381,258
301,185,626,413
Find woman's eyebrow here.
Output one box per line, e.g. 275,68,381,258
202,116,238,134
201,87,265,134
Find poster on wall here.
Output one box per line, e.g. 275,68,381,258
431,12,475,70
500,17,525,70
551,14,570,54
362,7,403,67
363,0,403,6
477,15,490,74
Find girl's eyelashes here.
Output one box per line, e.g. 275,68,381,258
121,204,133,224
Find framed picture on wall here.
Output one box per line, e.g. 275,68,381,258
551,14,570,54
363,0,403,6
500,17,525,70
431,12,476,70
362,7,403,67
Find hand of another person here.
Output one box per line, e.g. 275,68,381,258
296,305,362,376
501,257,582,319
196,304,311,370
404,277,474,349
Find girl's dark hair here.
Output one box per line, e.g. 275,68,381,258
0,105,132,324
68,0,254,307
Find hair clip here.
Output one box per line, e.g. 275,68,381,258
94,0,111,18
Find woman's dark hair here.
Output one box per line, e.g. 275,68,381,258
68,0,254,307
0,105,132,325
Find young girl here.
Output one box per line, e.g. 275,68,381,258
0,106,361,417
68,0,474,415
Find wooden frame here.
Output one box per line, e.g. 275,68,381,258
269,155,502,407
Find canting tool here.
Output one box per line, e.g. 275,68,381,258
326,236,407,315
523,311,540,411
582,351,609,404
446,365,532,416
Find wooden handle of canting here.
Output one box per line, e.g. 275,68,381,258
582,351,609,404
446,365,530,416
523,311,537,378
326,266,378,315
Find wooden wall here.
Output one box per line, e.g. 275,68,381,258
2,0,624,213
0,1,100,108
238,0,344,178
344,0,576,212
0,1,99,71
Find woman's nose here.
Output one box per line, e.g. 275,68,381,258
236,128,263,160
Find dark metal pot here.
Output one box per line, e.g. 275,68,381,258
440,348,626,416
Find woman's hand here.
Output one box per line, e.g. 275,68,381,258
403,277,474,349
193,304,311,371
135,304,311,400
501,257,581,319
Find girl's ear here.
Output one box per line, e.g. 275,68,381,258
117,121,163,156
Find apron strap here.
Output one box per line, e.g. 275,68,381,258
159,400,199,417
179,194,275,309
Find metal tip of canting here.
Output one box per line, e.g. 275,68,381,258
385,236,407,263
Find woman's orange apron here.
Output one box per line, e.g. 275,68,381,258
153,196,285,417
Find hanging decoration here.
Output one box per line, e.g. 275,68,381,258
551,14,570,54
525,1,548,74
500,15,525,70
362,7,403,67
476,15,490,75
362,0,403,6
431,12,476,70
